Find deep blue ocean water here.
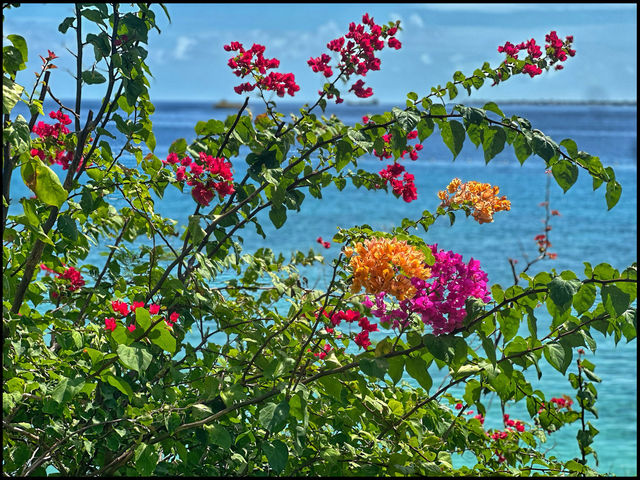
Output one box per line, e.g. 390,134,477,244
8,100,637,475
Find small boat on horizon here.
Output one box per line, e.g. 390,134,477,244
345,98,379,106
213,100,244,109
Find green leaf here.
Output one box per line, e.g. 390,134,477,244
387,356,404,385
116,344,152,373
7,34,28,68
262,440,288,473
207,424,232,449
482,101,505,118
552,159,579,193
439,120,465,160
543,342,572,374
58,16,75,34
581,367,602,383
560,138,578,158
81,70,107,85
601,284,630,317
21,159,68,208
148,322,176,354
259,401,290,434
404,356,432,391
392,107,420,132
547,276,580,312
513,134,532,164
269,204,287,229
531,133,555,162
50,377,85,404
605,180,621,210
347,129,373,152
497,308,520,343
7,115,31,154
57,215,78,241
481,336,497,366
573,283,596,315
482,126,506,163
359,357,389,380
3,77,24,115
134,443,159,476
103,373,134,398
135,308,152,331
195,119,225,136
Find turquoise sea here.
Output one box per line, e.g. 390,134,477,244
8,99,637,475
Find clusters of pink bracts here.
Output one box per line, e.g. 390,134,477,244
314,308,378,353
40,263,85,298
308,13,402,102
366,126,423,203
164,151,234,207
105,299,180,332
30,110,87,171
224,42,300,97
497,31,575,77
363,244,490,336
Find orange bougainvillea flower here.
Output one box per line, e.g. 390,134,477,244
438,178,511,224
344,237,430,300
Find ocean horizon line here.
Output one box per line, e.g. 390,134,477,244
47,98,637,107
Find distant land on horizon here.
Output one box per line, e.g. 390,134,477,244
51,98,637,107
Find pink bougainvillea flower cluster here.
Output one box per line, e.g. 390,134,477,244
503,413,526,433
536,394,574,414
371,130,423,203
163,151,235,207
307,13,402,102
362,244,491,335
315,308,378,350
40,263,85,298
316,236,331,249
497,31,575,78
224,42,300,97
30,110,88,171
308,342,332,360
104,299,180,332
378,162,418,203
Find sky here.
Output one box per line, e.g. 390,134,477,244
3,3,637,104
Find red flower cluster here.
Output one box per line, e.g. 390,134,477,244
316,236,331,249
503,413,526,433
550,396,574,409
537,394,574,414
30,110,87,171
40,263,85,297
316,308,378,350
497,31,575,78
374,130,423,162
105,299,180,332
308,13,402,102
545,31,575,63
224,42,300,97
379,163,417,203
308,342,332,360
164,151,235,206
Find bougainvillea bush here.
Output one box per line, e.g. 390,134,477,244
3,4,636,476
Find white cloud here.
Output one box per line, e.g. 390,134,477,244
409,13,424,29
420,53,433,65
174,36,196,60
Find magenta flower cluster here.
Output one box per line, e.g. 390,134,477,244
362,244,491,335
307,13,402,102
